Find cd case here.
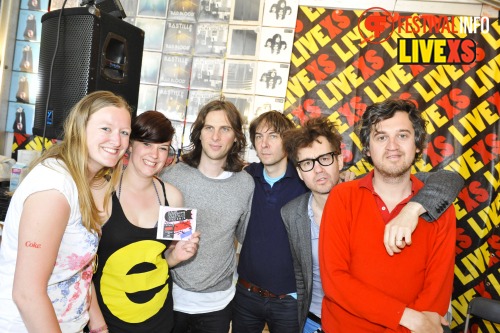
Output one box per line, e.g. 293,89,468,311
157,206,197,240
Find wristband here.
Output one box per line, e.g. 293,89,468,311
89,325,108,333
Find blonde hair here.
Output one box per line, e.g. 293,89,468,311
31,91,131,233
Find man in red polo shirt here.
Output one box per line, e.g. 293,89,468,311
319,99,456,333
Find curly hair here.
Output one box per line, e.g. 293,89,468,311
282,116,343,165
358,99,427,165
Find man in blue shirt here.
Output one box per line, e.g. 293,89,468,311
233,111,306,333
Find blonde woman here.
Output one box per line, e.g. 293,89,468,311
0,91,132,333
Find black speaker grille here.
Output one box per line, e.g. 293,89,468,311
34,12,98,139
33,7,144,140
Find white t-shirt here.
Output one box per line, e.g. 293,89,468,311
0,159,99,333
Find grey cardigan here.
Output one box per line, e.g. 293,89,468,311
280,170,464,331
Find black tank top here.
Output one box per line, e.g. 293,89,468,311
93,179,174,333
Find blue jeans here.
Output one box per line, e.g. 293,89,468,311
172,301,233,333
232,284,299,333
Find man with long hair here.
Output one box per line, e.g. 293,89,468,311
160,99,254,333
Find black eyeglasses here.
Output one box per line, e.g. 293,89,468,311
296,151,339,172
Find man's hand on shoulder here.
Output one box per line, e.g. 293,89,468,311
384,202,426,256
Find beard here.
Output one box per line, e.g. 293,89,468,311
374,159,413,182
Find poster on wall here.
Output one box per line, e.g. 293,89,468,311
286,7,500,332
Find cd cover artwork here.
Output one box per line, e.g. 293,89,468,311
135,17,166,51
140,51,162,84
190,57,224,91
194,23,229,57
259,27,294,63
156,86,188,121
186,90,221,122
9,72,38,105
171,119,193,151
251,96,285,122
197,0,231,23
137,84,158,113
6,102,35,135
159,55,193,88
262,0,298,28
137,0,168,18
14,42,40,73
17,10,43,42
223,93,254,125
230,0,263,25
227,26,260,60
157,207,197,240
222,60,257,94
163,21,196,55
168,0,199,22
255,61,290,98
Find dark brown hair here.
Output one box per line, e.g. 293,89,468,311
359,99,427,165
131,110,175,143
182,99,246,172
249,111,295,148
283,116,343,164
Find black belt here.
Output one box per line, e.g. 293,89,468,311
237,277,288,299
307,311,322,325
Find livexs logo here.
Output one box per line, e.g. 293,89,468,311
397,38,476,64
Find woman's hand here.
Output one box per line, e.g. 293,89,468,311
166,231,201,267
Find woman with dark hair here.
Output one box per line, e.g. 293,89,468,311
92,111,200,333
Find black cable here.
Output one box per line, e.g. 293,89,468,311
41,0,68,151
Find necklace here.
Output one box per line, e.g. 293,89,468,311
118,168,161,205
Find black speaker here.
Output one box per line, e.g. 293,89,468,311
33,6,144,139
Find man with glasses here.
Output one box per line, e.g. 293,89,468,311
281,116,462,333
